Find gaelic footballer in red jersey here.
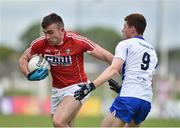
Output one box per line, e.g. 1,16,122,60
18,13,113,127
29,32,96,89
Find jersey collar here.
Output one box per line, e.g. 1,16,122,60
133,36,145,40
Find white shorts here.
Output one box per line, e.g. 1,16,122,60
51,82,90,114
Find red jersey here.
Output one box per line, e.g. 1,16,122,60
29,31,96,88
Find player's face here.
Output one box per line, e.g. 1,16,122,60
43,23,64,45
121,21,133,39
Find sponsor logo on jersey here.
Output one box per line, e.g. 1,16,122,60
45,55,72,66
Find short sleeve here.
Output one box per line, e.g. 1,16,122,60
29,37,45,55
73,34,96,52
114,40,129,61
82,39,96,53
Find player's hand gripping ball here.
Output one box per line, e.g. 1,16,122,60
27,56,50,81
28,56,50,72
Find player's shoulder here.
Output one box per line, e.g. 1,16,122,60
127,37,155,49
140,39,156,51
65,31,89,42
126,37,141,43
117,39,129,47
119,38,134,45
65,31,95,46
65,31,82,40
30,36,46,46
66,31,78,37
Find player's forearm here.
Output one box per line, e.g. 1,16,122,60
99,47,113,65
93,65,118,88
90,45,113,65
18,56,29,76
104,51,114,65
19,48,32,76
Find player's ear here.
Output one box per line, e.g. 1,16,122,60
131,26,136,34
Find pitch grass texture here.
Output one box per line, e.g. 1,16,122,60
0,115,180,127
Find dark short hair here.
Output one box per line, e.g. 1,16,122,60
125,13,146,34
41,13,64,29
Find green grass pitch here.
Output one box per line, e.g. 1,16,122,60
0,115,180,127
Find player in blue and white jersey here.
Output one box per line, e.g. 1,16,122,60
74,13,158,127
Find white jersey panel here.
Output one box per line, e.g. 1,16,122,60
115,37,158,102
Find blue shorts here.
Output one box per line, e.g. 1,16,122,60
110,96,151,125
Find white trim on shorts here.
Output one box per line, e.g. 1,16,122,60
51,82,90,114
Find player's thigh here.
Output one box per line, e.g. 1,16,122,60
101,112,125,127
53,95,82,123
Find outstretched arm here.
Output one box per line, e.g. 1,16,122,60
92,57,123,87
74,57,124,100
89,44,113,65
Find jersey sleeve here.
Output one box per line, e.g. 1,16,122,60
114,40,129,61
66,32,96,53
74,34,96,52
29,37,45,55
82,39,96,53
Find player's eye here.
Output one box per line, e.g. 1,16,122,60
48,31,54,34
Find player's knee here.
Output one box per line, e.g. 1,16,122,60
52,117,68,127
